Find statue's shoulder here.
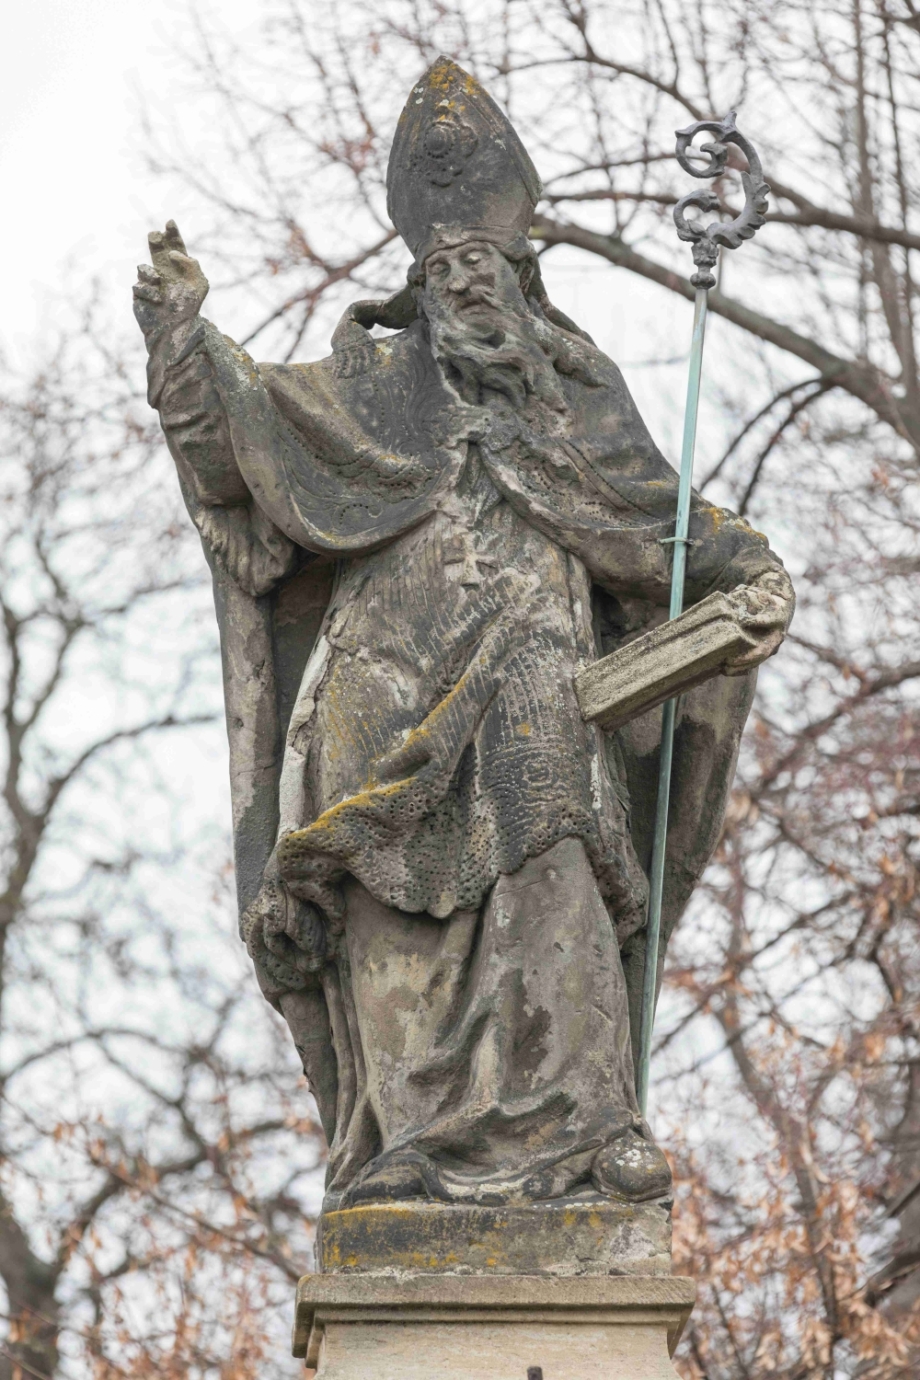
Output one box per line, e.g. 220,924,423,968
261,316,430,395
552,331,650,439
334,318,432,386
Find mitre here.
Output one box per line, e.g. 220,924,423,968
386,56,542,268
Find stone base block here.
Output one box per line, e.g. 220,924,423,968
316,1198,671,1276
293,1273,695,1379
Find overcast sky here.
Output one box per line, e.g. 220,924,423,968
0,0,257,353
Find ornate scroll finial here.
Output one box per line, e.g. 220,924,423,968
673,111,770,289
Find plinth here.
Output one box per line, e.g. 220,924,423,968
295,1199,694,1378
293,1274,694,1379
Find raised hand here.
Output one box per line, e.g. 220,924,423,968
132,220,209,339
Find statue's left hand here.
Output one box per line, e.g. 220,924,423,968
132,220,209,340
724,568,795,674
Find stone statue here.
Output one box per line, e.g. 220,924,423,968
134,60,793,1224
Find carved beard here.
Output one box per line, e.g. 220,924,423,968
422,282,570,428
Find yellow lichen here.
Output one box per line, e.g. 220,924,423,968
285,776,415,849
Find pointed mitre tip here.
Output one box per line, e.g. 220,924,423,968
423,54,472,79
409,54,482,102
389,55,541,260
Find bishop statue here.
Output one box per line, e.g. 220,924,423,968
134,59,793,1219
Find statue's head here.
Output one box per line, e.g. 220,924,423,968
387,57,541,278
386,59,593,415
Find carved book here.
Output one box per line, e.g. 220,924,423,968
576,591,758,731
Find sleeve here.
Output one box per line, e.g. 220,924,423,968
147,318,297,598
157,319,462,561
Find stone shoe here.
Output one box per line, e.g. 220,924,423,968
590,1130,672,1202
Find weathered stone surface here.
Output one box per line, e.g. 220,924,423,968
316,1198,672,1277
293,1272,696,1376
307,1318,680,1379
575,590,756,730
135,54,794,1217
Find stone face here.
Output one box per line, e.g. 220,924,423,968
316,1199,672,1278
293,1273,696,1377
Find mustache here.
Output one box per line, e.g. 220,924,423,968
453,286,504,313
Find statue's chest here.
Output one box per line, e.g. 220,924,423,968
327,499,574,672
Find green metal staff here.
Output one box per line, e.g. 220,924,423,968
636,113,770,1115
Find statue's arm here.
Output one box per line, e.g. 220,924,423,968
549,365,795,673
133,222,296,597
479,388,794,674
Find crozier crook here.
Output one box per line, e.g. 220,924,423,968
635,114,772,1113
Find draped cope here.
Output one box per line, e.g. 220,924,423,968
150,306,781,1200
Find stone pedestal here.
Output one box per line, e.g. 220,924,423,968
296,1199,692,1377
293,1274,695,1379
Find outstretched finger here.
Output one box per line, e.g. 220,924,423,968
164,218,188,256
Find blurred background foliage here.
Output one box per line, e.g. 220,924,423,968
2,2,919,1376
